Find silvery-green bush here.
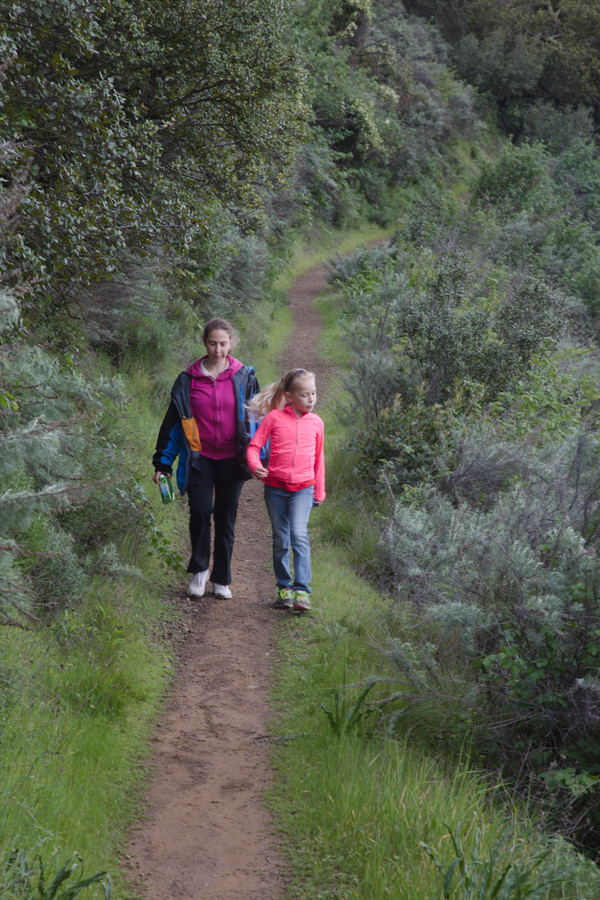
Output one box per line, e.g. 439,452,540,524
0,291,129,621
381,424,600,842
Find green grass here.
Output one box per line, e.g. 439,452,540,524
267,547,600,899
275,223,392,295
0,576,177,897
314,284,351,370
241,301,295,385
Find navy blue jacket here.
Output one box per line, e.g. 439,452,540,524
152,364,260,493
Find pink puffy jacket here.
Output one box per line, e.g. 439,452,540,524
246,403,326,503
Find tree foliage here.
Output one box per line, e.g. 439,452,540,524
0,0,306,321
289,0,479,223
405,0,600,129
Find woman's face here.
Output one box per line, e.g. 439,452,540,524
204,329,232,364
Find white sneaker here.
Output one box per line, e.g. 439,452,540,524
188,569,210,597
213,583,232,599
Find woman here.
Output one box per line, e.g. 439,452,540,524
152,317,259,599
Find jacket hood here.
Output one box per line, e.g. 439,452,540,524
186,355,243,378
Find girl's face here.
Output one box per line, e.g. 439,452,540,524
286,375,317,415
204,328,232,364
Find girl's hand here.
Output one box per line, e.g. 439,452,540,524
152,471,170,484
254,465,269,480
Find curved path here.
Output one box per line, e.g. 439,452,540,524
124,260,332,899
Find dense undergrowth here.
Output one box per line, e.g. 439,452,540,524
262,222,600,900
264,233,600,896
270,540,600,898
289,130,600,883
0,316,191,895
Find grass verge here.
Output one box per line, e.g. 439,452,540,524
0,360,190,897
275,224,391,296
0,571,179,897
268,505,600,899
266,244,600,899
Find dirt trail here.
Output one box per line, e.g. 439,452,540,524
124,261,332,899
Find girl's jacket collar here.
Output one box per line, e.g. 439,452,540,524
282,401,309,418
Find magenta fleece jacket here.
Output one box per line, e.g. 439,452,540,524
246,403,326,502
186,355,242,458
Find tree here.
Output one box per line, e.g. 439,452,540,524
0,0,306,326
404,0,600,125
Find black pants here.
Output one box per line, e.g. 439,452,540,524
186,456,245,585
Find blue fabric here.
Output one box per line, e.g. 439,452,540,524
157,421,188,494
153,364,260,494
264,485,314,593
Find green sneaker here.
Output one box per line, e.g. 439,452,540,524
292,590,312,612
274,586,294,609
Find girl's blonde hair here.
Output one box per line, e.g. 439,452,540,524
248,368,315,420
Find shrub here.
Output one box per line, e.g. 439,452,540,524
520,102,595,155
380,426,600,847
475,142,554,216
453,30,547,110
339,245,565,426
0,299,144,620
324,240,400,283
553,139,600,232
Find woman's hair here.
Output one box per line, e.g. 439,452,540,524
202,317,238,348
248,368,315,420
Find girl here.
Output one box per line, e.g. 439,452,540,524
247,369,325,611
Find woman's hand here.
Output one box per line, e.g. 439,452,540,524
253,465,269,480
152,471,170,485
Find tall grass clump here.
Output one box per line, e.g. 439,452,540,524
3,851,111,899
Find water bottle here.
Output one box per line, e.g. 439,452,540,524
158,473,175,503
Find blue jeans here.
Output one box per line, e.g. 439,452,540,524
264,485,314,593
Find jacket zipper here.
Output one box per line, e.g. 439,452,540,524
289,416,300,480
